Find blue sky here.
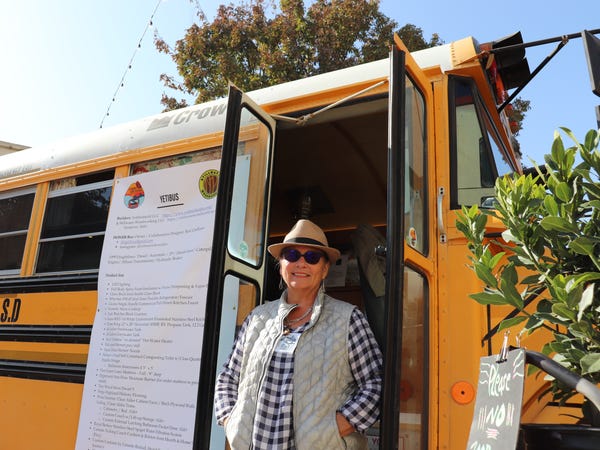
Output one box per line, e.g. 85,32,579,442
0,0,598,165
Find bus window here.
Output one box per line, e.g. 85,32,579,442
399,266,427,449
451,77,515,208
0,188,35,274
36,170,114,273
480,105,515,179
405,76,427,255
130,147,222,174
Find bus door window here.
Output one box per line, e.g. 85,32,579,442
226,107,272,267
0,188,35,274
210,274,259,449
450,77,516,208
400,75,429,450
405,76,428,255
399,266,427,450
36,170,114,273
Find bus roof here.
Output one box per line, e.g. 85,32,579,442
0,37,477,183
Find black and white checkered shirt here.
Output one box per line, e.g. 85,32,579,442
215,307,382,449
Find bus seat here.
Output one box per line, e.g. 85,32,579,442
351,224,386,350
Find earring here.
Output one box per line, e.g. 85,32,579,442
320,279,326,294
279,277,285,291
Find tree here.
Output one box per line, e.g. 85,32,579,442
155,0,532,158
395,23,443,51
155,0,441,108
507,97,531,136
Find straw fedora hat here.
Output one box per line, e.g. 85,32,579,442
268,219,341,263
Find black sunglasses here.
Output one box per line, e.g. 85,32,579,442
281,248,326,265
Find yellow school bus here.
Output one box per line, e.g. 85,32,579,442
0,33,575,449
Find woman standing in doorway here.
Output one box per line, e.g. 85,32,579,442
215,219,383,450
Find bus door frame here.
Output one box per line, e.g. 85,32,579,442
193,85,276,449
380,40,407,450
381,35,435,449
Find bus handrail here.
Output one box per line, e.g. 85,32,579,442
516,347,600,415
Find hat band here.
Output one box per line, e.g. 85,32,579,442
284,237,327,247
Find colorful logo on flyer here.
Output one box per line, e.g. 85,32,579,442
199,169,219,199
124,181,145,209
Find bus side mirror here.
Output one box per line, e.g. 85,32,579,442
488,31,530,91
582,30,600,97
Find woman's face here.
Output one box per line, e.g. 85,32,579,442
279,245,330,295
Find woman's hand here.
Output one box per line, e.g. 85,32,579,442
336,412,355,437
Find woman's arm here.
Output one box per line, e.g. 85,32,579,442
337,309,383,433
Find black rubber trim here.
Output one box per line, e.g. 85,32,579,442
0,359,85,383
0,273,98,293
0,325,91,343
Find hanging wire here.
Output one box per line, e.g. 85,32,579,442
99,0,163,128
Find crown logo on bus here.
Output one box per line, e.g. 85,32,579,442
147,116,173,131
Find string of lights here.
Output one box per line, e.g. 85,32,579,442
99,0,163,128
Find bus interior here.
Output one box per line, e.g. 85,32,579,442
260,92,427,447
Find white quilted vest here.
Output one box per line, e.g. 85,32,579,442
224,291,368,450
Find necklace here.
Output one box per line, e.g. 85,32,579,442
283,305,313,334
286,305,313,324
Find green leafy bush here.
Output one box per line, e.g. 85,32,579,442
457,128,600,425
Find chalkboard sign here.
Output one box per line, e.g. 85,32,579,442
467,348,526,450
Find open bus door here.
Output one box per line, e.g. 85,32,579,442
193,33,436,449
194,85,276,449
381,36,435,449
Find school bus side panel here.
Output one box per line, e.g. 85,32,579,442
0,290,96,450
0,377,83,450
